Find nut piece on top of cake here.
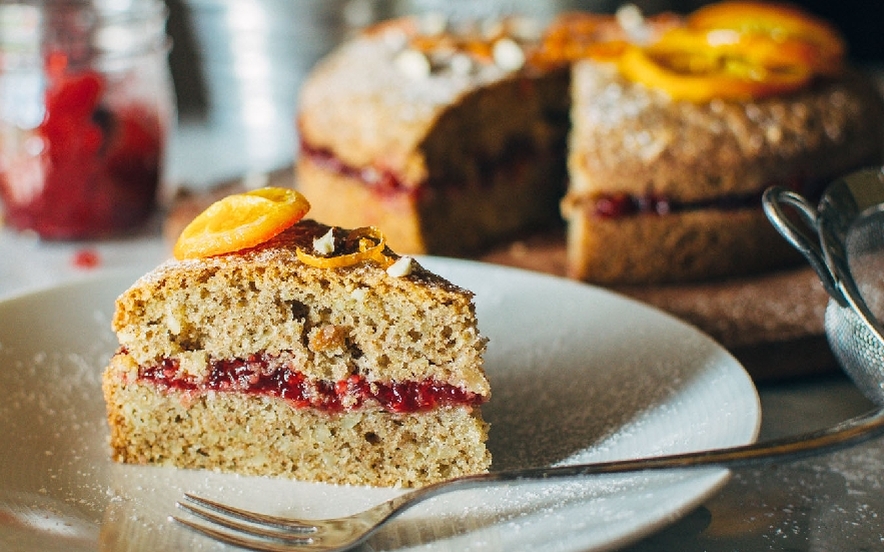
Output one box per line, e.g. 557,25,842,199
102,188,491,487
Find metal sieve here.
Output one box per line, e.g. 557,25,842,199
764,167,884,404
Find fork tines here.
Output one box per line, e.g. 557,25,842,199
173,493,318,551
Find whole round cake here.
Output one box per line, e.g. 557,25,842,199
296,2,884,284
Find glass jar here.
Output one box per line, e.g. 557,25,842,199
0,0,174,239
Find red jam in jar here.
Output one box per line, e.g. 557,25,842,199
0,1,173,239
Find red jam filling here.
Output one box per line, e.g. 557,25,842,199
298,133,553,198
138,353,484,414
590,190,763,219
299,139,411,198
590,175,818,220
0,64,164,239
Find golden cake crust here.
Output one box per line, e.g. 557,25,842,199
563,61,884,283
296,157,428,253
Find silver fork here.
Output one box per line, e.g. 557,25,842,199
173,406,884,552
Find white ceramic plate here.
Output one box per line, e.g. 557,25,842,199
0,257,760,552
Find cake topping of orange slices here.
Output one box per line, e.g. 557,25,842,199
540,1,845,102
173,187,310,260
617,1,845,102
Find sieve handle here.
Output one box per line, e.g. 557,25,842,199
762,187,846,305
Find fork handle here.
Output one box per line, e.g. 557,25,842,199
389,406,884,513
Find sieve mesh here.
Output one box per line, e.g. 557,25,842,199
826,207,884,401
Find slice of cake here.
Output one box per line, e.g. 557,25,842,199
102,188,491,487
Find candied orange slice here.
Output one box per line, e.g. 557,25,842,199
173,187,310,260
615,1,843,102
687,0,845,73
618,42,811,102
653,27,825,72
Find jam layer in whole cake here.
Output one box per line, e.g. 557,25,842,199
590,190,761,218
303,136,827,221
574,173,825,220
299,135,553,198
136,351,485,414
299,140,411,197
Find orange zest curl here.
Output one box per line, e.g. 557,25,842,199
173,187,310,260
296,226,396,269
618,1,845,102
410,34,498,63
531,13,628,67
409,34,484,62
530,11,682,68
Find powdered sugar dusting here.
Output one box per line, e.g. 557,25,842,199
304,28,517,118
1,260,759,551
569,61,883,201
